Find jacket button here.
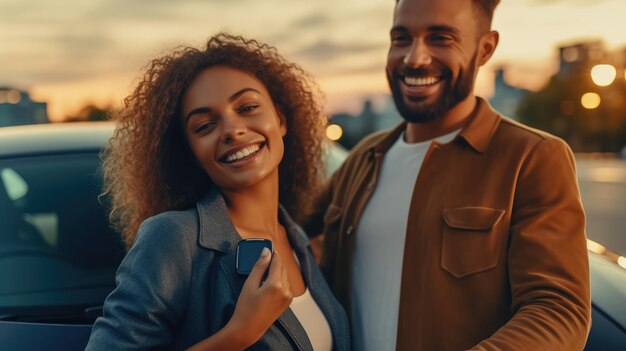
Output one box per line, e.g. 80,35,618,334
346,226,353,236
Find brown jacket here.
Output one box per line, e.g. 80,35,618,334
306,98,591,351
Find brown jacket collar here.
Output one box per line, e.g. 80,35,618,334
369,97,501,155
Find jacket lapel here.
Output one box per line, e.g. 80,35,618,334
196,187,240,254
195,188,248,312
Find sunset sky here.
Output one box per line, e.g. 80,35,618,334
1,0,625,122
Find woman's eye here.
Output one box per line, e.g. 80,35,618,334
194,121,216,133
239,104,259,113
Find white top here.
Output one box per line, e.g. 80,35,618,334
290,252,333,351
290,288,333,351
351,129,460,351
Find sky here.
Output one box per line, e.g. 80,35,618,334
1,0,625,122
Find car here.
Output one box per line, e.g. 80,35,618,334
0,122,625,350
0,122,124,350
585,243,626,350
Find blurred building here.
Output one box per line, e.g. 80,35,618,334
376,97,404,130
558,41,607,76
330,98,402,149
488,68,530,119
0,87,49,127
556,40,626,83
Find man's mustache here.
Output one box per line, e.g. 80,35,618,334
396,65,450,79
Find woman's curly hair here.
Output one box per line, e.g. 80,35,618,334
102,33,326,247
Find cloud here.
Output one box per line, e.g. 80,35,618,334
293,40,385,61
330,62,383,77
527,0,609,5
52,31,113,54
84,0,222,21
290,13,332,30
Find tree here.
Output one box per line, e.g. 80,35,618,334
516,64,626,153
66,104,113,122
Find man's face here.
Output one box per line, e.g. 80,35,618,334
387,0,483,123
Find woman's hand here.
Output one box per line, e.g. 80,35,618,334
187,248,292,351
227,248,293,347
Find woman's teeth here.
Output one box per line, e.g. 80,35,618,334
224,144,261,163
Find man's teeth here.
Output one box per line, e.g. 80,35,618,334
404,76,440,87
225,144,261,163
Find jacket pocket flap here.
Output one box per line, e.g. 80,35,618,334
323,204,343,225
443,207,505,231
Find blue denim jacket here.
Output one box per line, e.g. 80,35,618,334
86,188,349,350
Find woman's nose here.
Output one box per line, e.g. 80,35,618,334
220,114,247,144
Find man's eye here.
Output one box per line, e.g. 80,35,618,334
391,34,411,44
239,105,259,113
430,35,453,43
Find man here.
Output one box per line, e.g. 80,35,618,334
305,0,591,350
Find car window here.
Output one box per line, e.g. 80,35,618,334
0,152,125,310
0,168,28,201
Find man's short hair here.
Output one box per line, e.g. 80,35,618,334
395,0,501,33
474,0,500,32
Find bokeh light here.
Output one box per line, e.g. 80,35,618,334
581,92,601,109
326,124,343,141
591,64,617,87
587,239,606,255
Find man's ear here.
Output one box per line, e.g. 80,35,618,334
276,105,288,137
477,30,499,66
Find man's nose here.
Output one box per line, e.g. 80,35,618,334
403,39,432,68
220,114,247,144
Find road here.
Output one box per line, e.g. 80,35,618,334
576,157,626,257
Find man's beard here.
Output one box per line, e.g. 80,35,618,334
388,52,478,124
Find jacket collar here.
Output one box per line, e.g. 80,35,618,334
457,97,501,153
369,97,501,155
196,187,310,253
196,187,240,253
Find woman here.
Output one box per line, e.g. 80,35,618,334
86,33,349,351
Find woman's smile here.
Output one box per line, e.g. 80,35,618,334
219,141,266,165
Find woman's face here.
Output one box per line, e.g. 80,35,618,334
181,66,286,192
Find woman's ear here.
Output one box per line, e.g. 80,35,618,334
275,105,288,137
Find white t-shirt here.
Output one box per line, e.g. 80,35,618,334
351,129,460,351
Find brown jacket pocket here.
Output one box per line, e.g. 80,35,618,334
441,207,505,278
